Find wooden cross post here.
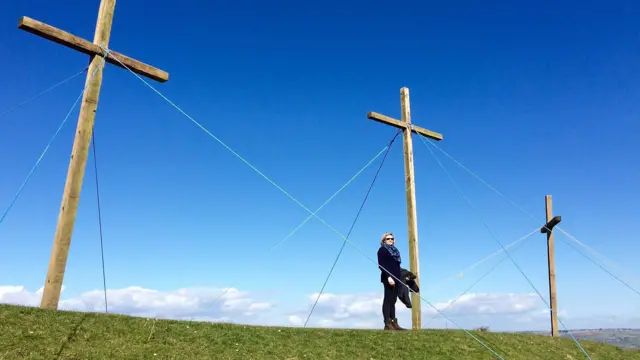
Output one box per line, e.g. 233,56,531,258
540,195,561,337
17,0,169,310
367,87,444,330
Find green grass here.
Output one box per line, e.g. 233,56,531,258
1,304,638,360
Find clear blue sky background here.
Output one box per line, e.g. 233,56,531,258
0,0,638,325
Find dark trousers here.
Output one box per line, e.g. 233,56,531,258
382,281,398,320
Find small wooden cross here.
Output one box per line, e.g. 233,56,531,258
367,87,443,330
541,195,561,337
17,0,169,310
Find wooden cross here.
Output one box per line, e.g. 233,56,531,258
367,87,443,330
540,195,561,337
17,0,169,310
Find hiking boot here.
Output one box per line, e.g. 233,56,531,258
391,318,407,331
384,319,395,330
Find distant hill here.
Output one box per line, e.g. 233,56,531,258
519,329,640,350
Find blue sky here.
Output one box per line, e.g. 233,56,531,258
0,0,639,330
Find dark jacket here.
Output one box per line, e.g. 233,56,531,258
397,268,421,308
377,247,403,285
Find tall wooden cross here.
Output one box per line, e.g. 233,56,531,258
541,195,561,337
17,0,169,310
367,87,443,330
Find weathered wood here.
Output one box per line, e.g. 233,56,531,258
26,0,168,310
367,111,443,141
400,87,422,330
367,87,444,330
18,16,169,82
40,0,117,310
541,215,562,233
544,195,559,337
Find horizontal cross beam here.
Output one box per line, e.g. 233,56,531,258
18,16,169,82
367,111,443,141
541,215,562,233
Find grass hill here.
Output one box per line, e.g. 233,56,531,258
1,304,638,359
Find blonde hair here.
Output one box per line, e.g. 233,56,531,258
380,232,394,245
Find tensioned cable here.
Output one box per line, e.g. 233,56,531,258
559,237,640,297
191,142,393,317
420,135,640,297
269,143,392,252
424,227,538,327
304,129,401,327
109,51,507,358
0,66,88,120
556,230,640,290
416,132,591,359
0,57,107,226
425,228,538,292
91,130,109,313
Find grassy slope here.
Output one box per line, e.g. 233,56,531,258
1,305,639,360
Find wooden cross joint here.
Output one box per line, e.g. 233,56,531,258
541,215,562,234
18,16,169,82
367,111,443,141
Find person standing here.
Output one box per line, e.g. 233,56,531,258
377,232,406,331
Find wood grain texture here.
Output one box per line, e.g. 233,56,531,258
22,0,171,310
18,16,169,82
366,87,446,330
367,111,443,141
400,87,422,330
544,195,560,337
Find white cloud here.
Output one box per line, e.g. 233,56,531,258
0,285,276,324
288,315,303,326
1,285,635,331
0,285,48,307
291,291,551,330
423,292,543,317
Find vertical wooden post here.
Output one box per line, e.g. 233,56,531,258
367,88,444,330
400,87,421,329
18,0,167,311
543,195,560,337
40,0,116,310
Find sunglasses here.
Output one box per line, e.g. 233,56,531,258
385,237,394,241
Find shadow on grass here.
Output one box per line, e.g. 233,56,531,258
55,313,89,359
